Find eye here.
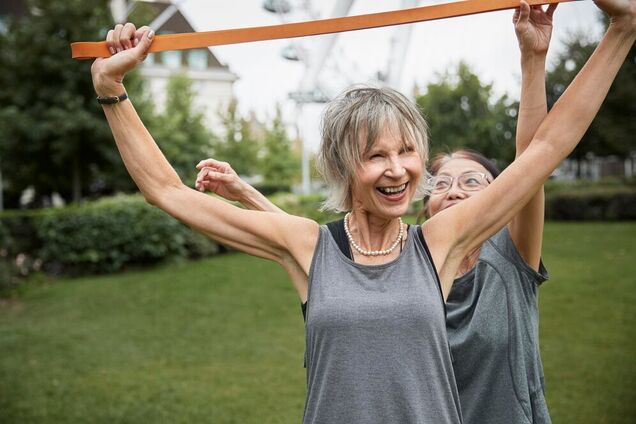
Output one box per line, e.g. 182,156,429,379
434,179,450,189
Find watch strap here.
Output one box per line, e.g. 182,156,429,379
96,92,128,105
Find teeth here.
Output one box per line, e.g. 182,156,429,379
378,183,406,194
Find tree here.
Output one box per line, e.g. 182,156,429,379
260,107,299,189
416,62,518,166
0,0,153,207
546,18,636,160
212,99,260,176
149,73,215,184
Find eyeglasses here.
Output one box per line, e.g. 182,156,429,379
430,172,491,194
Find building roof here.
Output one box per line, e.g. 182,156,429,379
130,0,227,70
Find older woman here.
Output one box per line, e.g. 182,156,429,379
91,0,634,422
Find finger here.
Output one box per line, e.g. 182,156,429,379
120,23,136,50
106,29,116,55
517,1,530,24
134,25,152,47
112,24,124,53
196,158,226,170
134,29,154,59
546,3,558,18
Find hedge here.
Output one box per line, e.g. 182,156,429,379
0,195,219,288
1,187,634,295
545,191,636,221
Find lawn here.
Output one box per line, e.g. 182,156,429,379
1,222,635,423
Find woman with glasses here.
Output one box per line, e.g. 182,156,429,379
193,3,605,422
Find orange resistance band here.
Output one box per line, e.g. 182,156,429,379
71,0,577,60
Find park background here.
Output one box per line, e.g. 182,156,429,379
1,0,635,423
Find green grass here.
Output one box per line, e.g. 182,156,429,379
1,222,635,423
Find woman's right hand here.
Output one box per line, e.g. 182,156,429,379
195,158,249,202
91,23,154,96
513,0,556,57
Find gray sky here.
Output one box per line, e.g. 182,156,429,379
179,0,602,149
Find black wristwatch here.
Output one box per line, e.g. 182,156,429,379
96,92,128,105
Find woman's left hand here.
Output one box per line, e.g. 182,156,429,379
513,0,557,56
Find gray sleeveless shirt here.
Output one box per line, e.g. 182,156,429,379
303,225,463,424
446,228,549,424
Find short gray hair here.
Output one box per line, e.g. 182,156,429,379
317,86,431,212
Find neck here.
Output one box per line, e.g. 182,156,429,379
348,209,401,251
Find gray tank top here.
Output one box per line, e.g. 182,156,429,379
446,228,550,424
303,225,463,424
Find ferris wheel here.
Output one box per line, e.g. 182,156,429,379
262,0,420,193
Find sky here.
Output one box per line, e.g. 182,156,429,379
177,0,603,150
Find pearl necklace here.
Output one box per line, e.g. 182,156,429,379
344,212,404,256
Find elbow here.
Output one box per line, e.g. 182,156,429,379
142,181,185,209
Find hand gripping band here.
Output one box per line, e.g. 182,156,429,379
71,0,577,60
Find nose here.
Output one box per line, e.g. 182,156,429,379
385,155,406,179
446,180,467,200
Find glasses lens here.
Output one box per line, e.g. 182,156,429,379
432,176,452,193
459,173,488,191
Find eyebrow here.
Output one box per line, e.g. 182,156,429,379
436,170,484,177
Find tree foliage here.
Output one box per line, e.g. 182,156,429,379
212,99,260,176
546,19,636,159
416,62,518,166
0,0,154,207
148,73,214,184
260,107,299,187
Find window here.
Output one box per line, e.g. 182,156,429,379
163,51,182,69
188,50,208,70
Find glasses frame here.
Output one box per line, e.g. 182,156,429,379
430,172,492,194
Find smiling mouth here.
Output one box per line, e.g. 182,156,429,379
376,182,408,196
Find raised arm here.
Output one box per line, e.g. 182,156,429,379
194,158,312,299
90,24,318,297
426,0,636,295
507,0,556,270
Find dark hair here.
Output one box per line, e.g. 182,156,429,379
417,149,501,223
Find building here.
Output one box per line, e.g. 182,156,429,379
124,0,238,132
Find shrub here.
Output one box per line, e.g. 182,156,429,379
0,194,221,281
545,191,636,221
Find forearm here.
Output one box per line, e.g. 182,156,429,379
240,184,286,214
101,91,183,203
533,24,635,160
516,53,548,156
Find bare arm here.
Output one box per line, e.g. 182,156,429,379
507,1,557,270
426,0,636,297
194,158,284,213
91,24,317,299
194,158,310,301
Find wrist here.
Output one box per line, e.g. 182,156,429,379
93,74,125,98
520,51,547,65
241,183,262,205
607,18,636,42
